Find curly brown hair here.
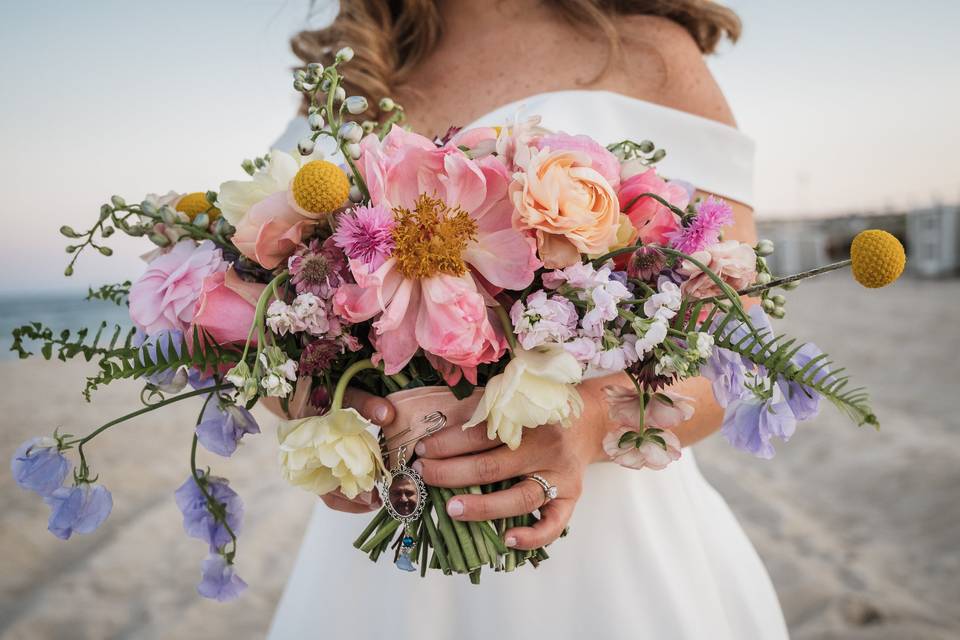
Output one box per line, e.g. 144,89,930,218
292,1,741,119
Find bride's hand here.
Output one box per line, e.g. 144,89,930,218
411,379,613,549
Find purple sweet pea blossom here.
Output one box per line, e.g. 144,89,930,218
778,343,830,421
174,473,243,553
134,329,189,393
44,483,113,540
721,390,797,459
195,401,260,457
11,437,71,497
701,347,748,408
197,554,247,602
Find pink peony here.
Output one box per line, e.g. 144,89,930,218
192,268,266,345
231,191,316,269
129,240,227,335
534,132,621,190
677,240,758,300
603,425,682,470
336,126,539,382
618,169,690,246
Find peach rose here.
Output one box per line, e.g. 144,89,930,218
192,267,266,345
510,148,620,269
231,191,315,269
677,240,758,299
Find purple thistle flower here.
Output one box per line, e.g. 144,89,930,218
332,204,395,269
174,473,243,553
667,197,734,254
197,554,247,602
195,401,260,457
44,483,113,540
11,437,71,497
721,391,797,459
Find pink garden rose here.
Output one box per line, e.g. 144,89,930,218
676,240,758,299
192,268,266,345
231,191,316,269
534,132,621,190
336,126,538,384
510,148,621,269
129,240,226,335
618,169,690,246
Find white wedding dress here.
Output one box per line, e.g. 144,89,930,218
267,90,789,640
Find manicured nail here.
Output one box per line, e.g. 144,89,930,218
447,499,464,517
412,460,423,474
374,405,389,422
414,441,426,456
505,535,517,547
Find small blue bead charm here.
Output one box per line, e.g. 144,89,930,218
402,536,414,547
395,550,416,572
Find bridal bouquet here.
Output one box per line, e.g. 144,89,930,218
10,47,906,599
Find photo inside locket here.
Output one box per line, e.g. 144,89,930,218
388,473,419,516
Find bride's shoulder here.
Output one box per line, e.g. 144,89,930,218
607,15,737,127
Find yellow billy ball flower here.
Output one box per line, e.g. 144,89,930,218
850,229,905,288
175,192,220,221
291,160,350,217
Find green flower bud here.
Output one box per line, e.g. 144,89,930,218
59,225,79,238
770,307,786,319
110,195,126,208
140,199,157,215
101,226,115,237
294,69,307,83
148,232,171,247
254,156,266,169
159,206,177,225
65,245,77,253
100,204,113,219
344,96,368,115
761,298,776,313
650,149,666,163
127,224,145,237
241,159,256,176
756,239,775,256
98,246,113,256
334,87,346,103
378,97,395,112
307,113,325,130
293,79,305,92
335,46,354,62
339,121,363,143
771,294,786,306
756,272,772,285
782,281,799,291
193,213,210,228
205,190,218,205
361,120,376,133
639,140,655,153
306,62,323,76
64,265,74,277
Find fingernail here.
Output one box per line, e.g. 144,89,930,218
505,535,517,547
447,499,464,517
414,442,426,456
412,460,423,474
374,405,389,423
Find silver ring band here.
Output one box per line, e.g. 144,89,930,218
525,474,558,506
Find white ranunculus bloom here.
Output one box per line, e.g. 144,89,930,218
465,344,583,450
277,408,385,499
217,148,323,225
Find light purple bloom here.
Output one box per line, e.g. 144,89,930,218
701,347,748,407
197,554,247,602
721,392,797,459
196,402,260,457
667,196,734,254
778,343,829,421
11,437,71,497
135,329,189,393
174,473,243,553
44,483,113,540
332,204,395,269
510,291,578,350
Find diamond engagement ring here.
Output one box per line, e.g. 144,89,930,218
526,474,558,506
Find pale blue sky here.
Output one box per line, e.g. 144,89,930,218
0,0,957,292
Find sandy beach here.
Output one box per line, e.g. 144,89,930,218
1,274,957,640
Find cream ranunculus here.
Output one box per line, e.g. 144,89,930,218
277,407,385,499
218,148,323,226
464,344,584,450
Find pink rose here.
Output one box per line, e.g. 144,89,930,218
510,148,621,269
618,169,689,246
603,425,682,470
231,191,316,269
191,268,266,345
535,133,621,190
677,240,758,299
129,240,226,335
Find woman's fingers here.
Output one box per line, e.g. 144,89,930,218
443,478,547,521
415,423,498,459
413,445,526,487
342,387,395,426
320,491,381,514
503,499,573,550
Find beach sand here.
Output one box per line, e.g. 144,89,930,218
1,275,957,639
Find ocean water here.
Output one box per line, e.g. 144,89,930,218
0,293,132,361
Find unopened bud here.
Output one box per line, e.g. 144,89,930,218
307,112,325,130
756,272,773,285
110,195,126,208
334,87,346,103
771,294,786,306
339,121,363,143
761,298,776,313
770,307,786,319
756,239,775,256
193,213,210,228
98,246,113,256
59,225,79,238
349,185,363,202
378,97,395,112
297,138,316,156
241,159,256,175
346,142,361,159
335,46,354,62
344,96,368,115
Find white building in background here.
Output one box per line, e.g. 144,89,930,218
756,220,829,275
906,206,960,277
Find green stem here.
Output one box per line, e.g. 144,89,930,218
428,486,468,573
493,304,518,352
353,508,389,548
440,488,482,570
360,518,400,553
332,358,376,410
421,500,452,574
703,259,853,303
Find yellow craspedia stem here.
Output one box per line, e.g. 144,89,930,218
850,229,905,288
291,160,350,217
175,192,220,221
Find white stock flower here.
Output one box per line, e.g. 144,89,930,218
258,347,297,398
265,300,296,336
644,277,682,321
277,408,385,498
689,332,714,359
464,344,583,450
510,291,578,350
635,318,669,357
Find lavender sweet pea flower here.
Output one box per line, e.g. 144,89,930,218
197,554,247,602
11,437,71,496
720,389,797,459
134,330,188,393
701,347,747,408
777,343,831,421
44,483,113,540
195,402,260,457
174,473,243,553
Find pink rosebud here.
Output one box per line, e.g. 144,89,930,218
618,169,689,246
191,268,265,346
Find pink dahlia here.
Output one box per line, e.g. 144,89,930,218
334,126,540,384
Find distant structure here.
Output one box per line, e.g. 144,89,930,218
757,205,959,279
